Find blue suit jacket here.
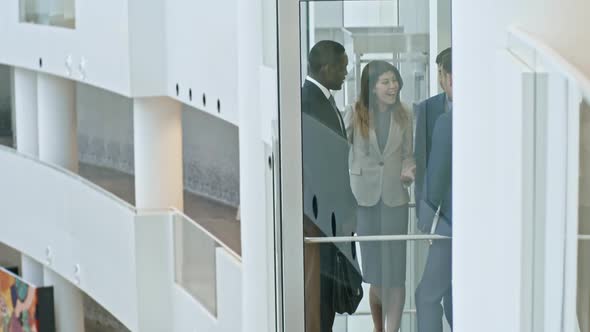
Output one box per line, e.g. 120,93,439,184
414,93,446,214
424,111,452,227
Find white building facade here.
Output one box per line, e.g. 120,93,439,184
0,0,589,331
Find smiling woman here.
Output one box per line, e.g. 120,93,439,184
343,59,414,332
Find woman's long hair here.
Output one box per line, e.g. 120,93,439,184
354,60,409,138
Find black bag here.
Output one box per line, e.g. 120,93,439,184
331,250,363,314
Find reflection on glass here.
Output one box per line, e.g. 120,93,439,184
578,99,590,331
299,1,451,331
19,0,76,29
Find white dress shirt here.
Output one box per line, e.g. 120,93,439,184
306,76,331,100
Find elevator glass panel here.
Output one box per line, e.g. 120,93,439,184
297,1,451,331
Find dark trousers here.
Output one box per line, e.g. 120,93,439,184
416,222,452,332
320,268,336,332
304,218,337,332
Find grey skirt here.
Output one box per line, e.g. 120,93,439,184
356,201,408,288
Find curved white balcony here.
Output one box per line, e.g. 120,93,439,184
0,145,245,331
0,145,139,329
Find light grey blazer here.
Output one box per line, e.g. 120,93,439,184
343,104,415,207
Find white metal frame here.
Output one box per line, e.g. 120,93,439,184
275,2,448,331
508,27,590,332
276,2,446,331
564,81,582,332
276,0,305,331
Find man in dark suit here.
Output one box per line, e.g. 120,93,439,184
301,41,348,136
414,48,452,215
415,51,453,332
301,40,349,332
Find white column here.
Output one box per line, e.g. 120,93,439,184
11,68,44,286
133,98,181,332
238,0,270,331
12,67,39,156
20,255,44,286
133,97,183,210
37,72,84,332
43,271,85,332
37,73,78,173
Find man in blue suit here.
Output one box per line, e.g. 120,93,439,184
414,48,451,214
416,50,453,332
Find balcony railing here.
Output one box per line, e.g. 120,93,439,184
172,209,241,317
304,200,451,332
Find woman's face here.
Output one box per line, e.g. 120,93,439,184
372,71,399,106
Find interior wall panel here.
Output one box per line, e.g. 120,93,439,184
0,0,131,96
0,147,139,331
165,0,239,125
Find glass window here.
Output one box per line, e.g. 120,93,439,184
19,0,76,29
297,1,452,331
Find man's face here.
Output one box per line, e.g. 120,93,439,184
441,69,453,101
322,53,348,90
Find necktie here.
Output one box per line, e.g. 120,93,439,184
328,95,346,132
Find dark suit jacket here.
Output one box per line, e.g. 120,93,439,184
301,79,360,281
424,111,452,227
301,80,346,138
414,93,446,213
